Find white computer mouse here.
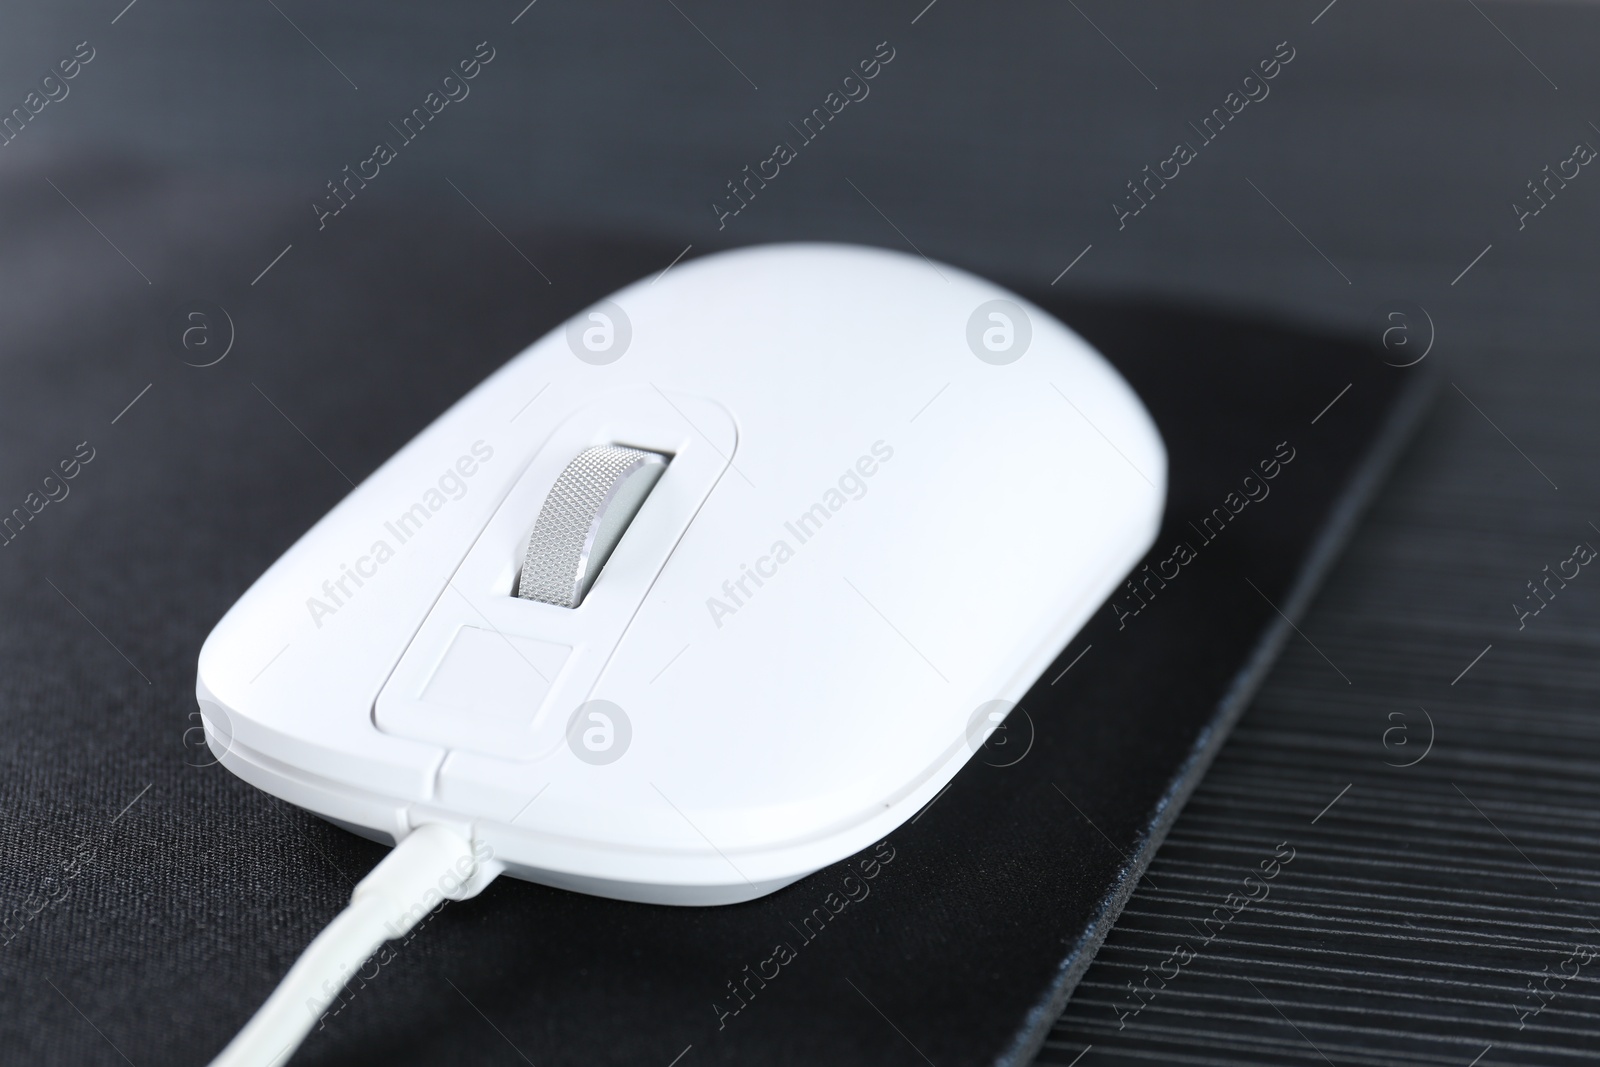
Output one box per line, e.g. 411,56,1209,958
195,242,1166,906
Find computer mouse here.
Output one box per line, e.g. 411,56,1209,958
195,242,1166,907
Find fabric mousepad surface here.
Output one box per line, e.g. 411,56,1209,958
0,169,1431,1066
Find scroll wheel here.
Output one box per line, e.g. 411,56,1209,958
517,445,668,608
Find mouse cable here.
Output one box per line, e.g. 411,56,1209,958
208,823,497,1067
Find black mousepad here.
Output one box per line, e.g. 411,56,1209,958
0,164,1431,1066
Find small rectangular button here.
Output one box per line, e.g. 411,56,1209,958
420,625,570,723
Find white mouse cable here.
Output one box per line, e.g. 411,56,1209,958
208,824,498,1067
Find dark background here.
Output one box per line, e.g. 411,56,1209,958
3,2,1599,1066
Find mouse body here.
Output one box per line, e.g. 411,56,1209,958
196,243,1165,905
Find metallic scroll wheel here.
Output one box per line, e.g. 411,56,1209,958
516,445,668,608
